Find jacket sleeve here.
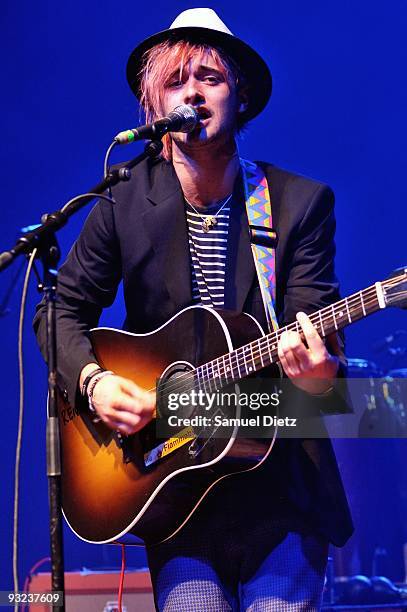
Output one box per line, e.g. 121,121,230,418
281,183,351,415
33,198,122,407
282,184,339,322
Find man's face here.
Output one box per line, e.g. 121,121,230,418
161,51,240,150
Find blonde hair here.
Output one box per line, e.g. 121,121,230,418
139,39,247,160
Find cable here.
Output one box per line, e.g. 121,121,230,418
10,189,115,604
104,140,118,201
118,544,126,612
104,140,118,179
60,191,116,214
13,248,38,610
21,556,51,612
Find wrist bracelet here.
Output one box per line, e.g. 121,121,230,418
81,367,104,397
87,370,114,413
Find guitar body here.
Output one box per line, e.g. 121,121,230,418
58,306,276,546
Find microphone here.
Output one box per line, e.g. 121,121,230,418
115,105,198,144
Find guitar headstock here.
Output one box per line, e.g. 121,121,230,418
383,267,407,309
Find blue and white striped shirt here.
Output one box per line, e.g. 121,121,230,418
185,200,231,308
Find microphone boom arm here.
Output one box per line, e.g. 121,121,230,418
0,140,163,272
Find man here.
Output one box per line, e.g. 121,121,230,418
35,8,353,611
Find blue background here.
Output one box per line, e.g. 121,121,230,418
1,0,406,590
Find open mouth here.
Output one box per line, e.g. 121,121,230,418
196,107,211,121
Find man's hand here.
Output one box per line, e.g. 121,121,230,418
278,311,339,395
91,374,156,435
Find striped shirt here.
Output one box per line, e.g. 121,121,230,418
185,199,231,308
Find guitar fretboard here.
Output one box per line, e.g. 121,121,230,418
193,283,383,393
156,270,406,399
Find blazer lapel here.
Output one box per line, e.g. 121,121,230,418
224,171,256,311
141,161,257,314
142,162,192,309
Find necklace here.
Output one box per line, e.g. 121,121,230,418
185,193,233,232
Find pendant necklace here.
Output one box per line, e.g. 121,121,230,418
185,193,233,233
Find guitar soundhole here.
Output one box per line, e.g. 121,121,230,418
157,360,195,419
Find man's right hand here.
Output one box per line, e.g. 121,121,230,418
90,373,156,435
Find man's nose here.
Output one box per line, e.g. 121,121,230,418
183,78,204,105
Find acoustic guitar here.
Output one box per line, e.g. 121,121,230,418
57,268,406,545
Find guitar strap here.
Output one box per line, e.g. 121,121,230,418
240,158,279,333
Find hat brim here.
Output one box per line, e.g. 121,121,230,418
126,26,272,122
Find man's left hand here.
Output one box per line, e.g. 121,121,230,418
278,311,339,395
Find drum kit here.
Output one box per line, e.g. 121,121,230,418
348,358,407,438
325,357,407,439
332,332,407,583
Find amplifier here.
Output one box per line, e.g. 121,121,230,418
29,570,155,611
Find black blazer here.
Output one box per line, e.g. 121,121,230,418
34,157,354,546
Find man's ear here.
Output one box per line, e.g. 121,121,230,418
238,88,249,114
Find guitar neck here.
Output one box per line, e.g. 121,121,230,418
197,282,386,389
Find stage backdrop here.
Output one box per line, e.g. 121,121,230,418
1,0,406,590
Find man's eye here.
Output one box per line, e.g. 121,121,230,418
167,80,182,88
204,76,220,84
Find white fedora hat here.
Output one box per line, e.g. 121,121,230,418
126,8,272,121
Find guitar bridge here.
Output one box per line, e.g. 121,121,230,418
187,409,223,458
115,432,133,464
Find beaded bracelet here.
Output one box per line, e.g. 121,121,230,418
87,370,114,413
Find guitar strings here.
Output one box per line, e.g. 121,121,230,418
158,276,405,396
159,286,383,396
158,284,384,396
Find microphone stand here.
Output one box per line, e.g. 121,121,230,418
0,139,163,611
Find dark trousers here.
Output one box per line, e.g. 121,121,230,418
146,496,328,611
